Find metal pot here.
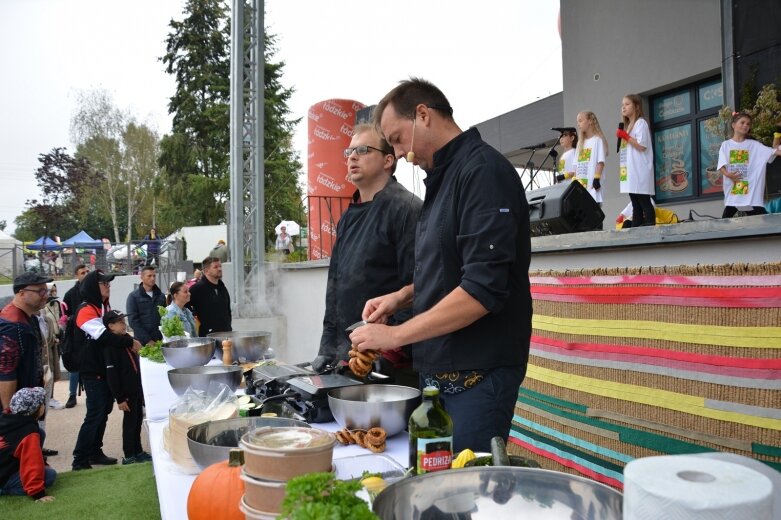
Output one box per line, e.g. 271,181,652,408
372,466,622,519
207,330,272,362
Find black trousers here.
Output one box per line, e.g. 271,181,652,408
122,394,144,458
629,193,655,226
722,206,768,218
73,378,113,465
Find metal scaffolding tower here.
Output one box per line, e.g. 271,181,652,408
229,0,265,317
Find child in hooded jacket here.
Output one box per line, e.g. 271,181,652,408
0,387,56,501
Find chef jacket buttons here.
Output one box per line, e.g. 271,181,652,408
489,244,494,250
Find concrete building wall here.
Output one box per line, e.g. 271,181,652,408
560,0,723,223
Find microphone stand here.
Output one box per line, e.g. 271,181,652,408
525,142,558,191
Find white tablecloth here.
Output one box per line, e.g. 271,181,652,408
140,357,408,520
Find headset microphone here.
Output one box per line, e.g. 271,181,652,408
406,117,416,163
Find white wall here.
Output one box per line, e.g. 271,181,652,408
561,0,724,222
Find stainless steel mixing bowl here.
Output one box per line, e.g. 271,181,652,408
167,365,244,395
207,331,272,363
328,384,421,437
373,466,623,519
187,416,310,471
161,337,217,368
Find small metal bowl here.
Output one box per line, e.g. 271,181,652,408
161,337,217,368
167,365,244,396
328,384,421,437
187,417,310,471
208,331,272,363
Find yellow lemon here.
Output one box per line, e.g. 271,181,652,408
452,448,477,469
360,476,387,494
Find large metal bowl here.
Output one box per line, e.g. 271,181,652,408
167,365,244,396
328,385,420,437
373,466,623,519
207,331,272,363
161,337,217,368
187,417,310,471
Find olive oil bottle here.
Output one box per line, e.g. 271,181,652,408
408,386,453,474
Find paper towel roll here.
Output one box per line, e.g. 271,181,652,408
623,455,773,520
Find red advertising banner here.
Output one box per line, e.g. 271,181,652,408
307,99,364,259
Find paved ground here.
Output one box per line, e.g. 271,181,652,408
41,378,151,474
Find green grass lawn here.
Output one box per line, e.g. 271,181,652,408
1,462,161,519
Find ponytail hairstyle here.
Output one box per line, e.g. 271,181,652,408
167,281,186,306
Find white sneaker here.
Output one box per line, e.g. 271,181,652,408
49,399,65,410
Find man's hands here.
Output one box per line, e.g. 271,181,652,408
349,323,402,353
362,292,402,324
118,400,130,412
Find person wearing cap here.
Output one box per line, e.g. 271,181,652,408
61,263,90,409
102,311,149,465
0,272,53,411
554,127,578,183
71,270,142,471
0,387,56,501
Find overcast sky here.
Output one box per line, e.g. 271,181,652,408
0,0,562,236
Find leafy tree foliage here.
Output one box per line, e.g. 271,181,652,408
160,0,303,245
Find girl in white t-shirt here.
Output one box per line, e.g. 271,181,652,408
617,94,656,226
555,128,577,183
717,112,781,218
575,111,608,204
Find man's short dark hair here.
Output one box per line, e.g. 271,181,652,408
373,77,454,127
141,265,156,274
202,256,220,270
74,263,87,274
352,123,397,174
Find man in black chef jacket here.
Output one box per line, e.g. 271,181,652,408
189,257,231,336
312,123,422,386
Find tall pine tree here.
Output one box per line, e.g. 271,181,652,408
159,0,303,247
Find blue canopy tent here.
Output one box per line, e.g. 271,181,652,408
26,236,62,251
61,230,104,249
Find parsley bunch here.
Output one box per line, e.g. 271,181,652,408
279,472,377,519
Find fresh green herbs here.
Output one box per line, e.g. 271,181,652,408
138,340,164,363
279,472,377,519
157,306,185,337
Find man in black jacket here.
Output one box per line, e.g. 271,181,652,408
313,123,422,386
351,78,533,453
61,264,89,408
125,266,165,345
71,270,141,471
189,257,231,337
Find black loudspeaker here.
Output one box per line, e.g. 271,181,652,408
526,181,605,236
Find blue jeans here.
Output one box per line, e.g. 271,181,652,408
72,378,113,465
69,371,79,396
431,365,526,453
0,467,57,496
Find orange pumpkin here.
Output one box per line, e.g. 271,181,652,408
187,449,245,520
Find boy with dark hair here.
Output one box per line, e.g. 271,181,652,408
102,311,148,465
0,387,56,501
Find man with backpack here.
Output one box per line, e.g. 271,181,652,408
70,270,141,471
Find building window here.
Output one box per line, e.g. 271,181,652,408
650,77,723,202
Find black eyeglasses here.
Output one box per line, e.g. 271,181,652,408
343,145,391,158
20,288,49,296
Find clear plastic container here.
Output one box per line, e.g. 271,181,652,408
333,453,407,482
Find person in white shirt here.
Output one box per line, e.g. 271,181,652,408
617,94,656,226
575,111,608,207
275,226,292,255
717,112,781,218
555,127,578,183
